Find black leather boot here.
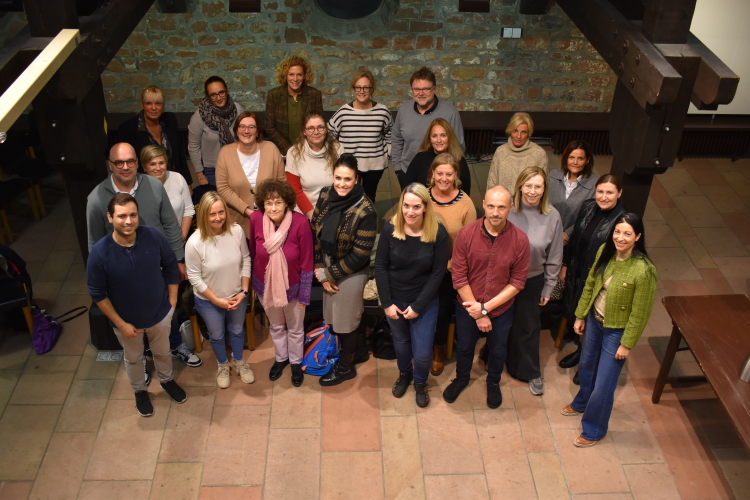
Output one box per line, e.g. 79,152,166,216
559,345,581,369
320,350,356,386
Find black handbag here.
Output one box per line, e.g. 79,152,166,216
371,317,396,360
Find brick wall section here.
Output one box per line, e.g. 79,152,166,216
4,1,618,114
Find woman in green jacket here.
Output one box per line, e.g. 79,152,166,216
561,212,657,447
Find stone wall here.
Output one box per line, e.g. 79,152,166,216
2,1,619,115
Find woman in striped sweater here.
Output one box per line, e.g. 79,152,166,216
328,69,393,203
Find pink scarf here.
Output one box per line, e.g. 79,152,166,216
261,210,293,308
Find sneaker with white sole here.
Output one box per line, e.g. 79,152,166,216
135,390,153,417
171,343,202,367
232,359,255,384
217,363,231,389
529,377,544,395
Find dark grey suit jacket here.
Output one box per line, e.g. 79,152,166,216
547,168,596,237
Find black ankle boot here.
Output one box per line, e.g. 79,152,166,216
559,345,581,369
320,351,356,386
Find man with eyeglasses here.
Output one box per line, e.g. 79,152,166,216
391,67,465,189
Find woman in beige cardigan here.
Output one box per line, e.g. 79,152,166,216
216,111,286,238
486,112,548,195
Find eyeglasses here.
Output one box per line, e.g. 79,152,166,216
353,86,373,93
238,124,257,131
208,90,227,100
108,159,137,169
305,126,327,133
411,86,434,95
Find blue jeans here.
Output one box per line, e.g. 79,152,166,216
455,303,513,385
194,295,248,364
202,167,216,187
386,297,439,384
571,310,627,441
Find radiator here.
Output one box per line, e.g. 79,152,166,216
552,130,612,155
464,129,497,159
678,131,750,161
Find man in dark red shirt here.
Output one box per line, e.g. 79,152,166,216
444,186,530,408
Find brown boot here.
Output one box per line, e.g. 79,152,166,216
430,345,444,376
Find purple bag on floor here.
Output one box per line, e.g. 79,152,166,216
32,306,88,354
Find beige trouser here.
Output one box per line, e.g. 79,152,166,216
113,308,174,392
266,301,306,364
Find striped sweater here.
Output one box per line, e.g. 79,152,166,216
327,102,393,172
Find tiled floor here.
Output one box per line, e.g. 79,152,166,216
0,155,749,499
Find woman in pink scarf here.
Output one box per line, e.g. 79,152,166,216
248,179,314,386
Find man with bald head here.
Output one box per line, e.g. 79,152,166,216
444,186,530,408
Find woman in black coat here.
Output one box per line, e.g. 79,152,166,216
559,174,627,372
118,85,191,182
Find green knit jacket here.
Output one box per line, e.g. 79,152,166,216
575,245,658,348
312,187,377,284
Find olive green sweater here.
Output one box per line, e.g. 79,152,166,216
575,245,658,348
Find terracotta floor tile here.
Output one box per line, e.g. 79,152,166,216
672,195,727,228
685,398,743,448
423,475,489,500
661,280,711,296
713,256,750,293
37,250,77,282
59,264,88,295
554,429,630,494
108,361,173,402
570,495,632,500
381,416,425,499
56,379,113,432
263,428,320,499
623,463,680,500
199,486,262,500
475,409,536,500
678,234,719,269
684,162,728,186
9,354,79,405
701,184,749,213
0,369,21,411
357,354,378,376
32,281,63,310
659,207,694,236
0,481,33,500
542,364,584,429
712,447,750,500
29,432,95,500
721,170,750,198
469,370,515,410
416,392,484,475
84,399,169,480
698,268,735,294
643,198,665,221
528,452,569,500
46,294,92,356
693,227,749,258
626,345,662,397
643,220,681,248
322,375,380,451
150,463,202,500
722,212,750,246
658,168,704,197
605,383,665,465
649,178,676,209
269,366,321,428
74,344,120,380
159,386,216,462
0,405,61,480
377,359,416,416
648,247,702,281
213,354,273,406
202,406,269,486
77,481,152,500
175,349,220,387
638,393,697,436
512,387,555,452
657,433,733,500
321,452,384,499
0,334,32,370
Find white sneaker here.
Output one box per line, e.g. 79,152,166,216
217,363,231,389
233,359,255,384
171,343,202,367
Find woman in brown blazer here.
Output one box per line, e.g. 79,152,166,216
216,111,286,238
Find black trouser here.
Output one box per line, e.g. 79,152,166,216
331,326,359,367
360,169,385,204
434,271,455,346
395,170,407,191
455,304,513,385
506,273,545,381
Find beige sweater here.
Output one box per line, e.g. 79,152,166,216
486,139,549,195
431,189,477,271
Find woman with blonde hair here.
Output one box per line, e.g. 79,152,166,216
375,183,449,407
119,85,191,182
286,111,344,218
505,166,563,395
215,111,285,238
427,152,477,375
402,118,472,195
265,56,324,153
487,112,548,194
185,191,254,389
328,69,393,202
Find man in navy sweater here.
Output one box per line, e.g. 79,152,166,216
87,193,187,416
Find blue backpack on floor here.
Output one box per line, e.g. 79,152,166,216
301,323,339,376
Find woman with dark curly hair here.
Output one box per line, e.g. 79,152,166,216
265,56,324,154
249,179,314,386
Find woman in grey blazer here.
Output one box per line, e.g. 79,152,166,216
548,140,596,245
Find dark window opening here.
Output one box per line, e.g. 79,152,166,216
314,0,382,19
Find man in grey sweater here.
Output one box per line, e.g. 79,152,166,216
390,67,465,189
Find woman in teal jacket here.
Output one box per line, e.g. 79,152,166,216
561,212,657,447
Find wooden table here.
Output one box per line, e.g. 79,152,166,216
653,294,750,450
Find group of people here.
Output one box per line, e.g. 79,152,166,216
84,58,658,448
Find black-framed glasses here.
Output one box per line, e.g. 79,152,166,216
353,86,373,92
108,159,137,169
208,90,227,100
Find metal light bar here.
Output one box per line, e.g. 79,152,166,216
0,28,80,132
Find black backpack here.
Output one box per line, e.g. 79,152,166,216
370,317,396,360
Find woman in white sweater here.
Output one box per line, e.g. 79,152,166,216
486,112,548,195
186,191,254,389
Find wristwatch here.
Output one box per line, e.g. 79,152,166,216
481,303,488,316
240,289,249,296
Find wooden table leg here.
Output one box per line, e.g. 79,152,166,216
652,323,682,404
